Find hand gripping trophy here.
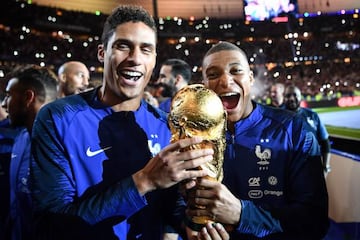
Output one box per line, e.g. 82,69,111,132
168,84,227,231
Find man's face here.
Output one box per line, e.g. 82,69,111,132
1,78,27,127
157,65,177,97
284,87,301,111
158,65,175,86
270,85,284,107
98,21,156,102
62,63,90,95
202,50,254,123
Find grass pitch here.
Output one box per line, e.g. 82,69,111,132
313,106,360,140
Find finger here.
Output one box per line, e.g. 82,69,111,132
180,179,195,189
178,147,214,162
167,136,204,152
181,167,211,181
198,226,211,240
213,223,229,239
196,177,218,188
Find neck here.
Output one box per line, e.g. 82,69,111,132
98,86,141,112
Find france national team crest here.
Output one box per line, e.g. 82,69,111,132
148,134,161,156
255,145,271,170
306,117,316,130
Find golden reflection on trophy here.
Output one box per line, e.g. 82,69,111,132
168,84,227,230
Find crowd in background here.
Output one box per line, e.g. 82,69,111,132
0,0,359,101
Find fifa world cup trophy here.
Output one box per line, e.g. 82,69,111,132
168,84,227,231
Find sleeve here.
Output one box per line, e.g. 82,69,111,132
236,200,282,237
30,107,147,225
315,112,329,141
235,119,329,238
267,121,329,238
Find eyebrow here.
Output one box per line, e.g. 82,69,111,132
112,38,155,49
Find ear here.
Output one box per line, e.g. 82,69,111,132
58,73,66,83
24,89,36,108
97,44,105,63
175,74,182,85
249,70,255,86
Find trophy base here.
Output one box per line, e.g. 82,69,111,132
185,216,215,231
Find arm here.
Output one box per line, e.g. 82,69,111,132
30,108,147,224
319,138,331,174
185,129,329,238
185,179,282,238
315,112,331,173
31,107,214,225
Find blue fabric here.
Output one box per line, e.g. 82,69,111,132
9,128,33,240
0,124,18,239
159,98,172,113
30,88,183,239
223,102,328,239
297,107,329,141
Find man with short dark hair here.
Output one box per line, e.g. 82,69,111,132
157,58,192,112
284,84,331,175
30,5,226,240
185,41,329,239
2,65,58,240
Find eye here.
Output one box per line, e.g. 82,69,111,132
206,71,219,80
141,45,154,54
113,42,130,51
231,68,244,75
76,72,85,78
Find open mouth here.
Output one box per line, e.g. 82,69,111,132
219,93,240,109
120,70,143,81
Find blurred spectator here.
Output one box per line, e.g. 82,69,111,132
0,78,18,240
143,90,159,108
284,85,331,175
57,61,90,97
156,58,192,112
2,65,58,240
268,82,285,108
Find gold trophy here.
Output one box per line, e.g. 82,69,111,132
168,84,227,231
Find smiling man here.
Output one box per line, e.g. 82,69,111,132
30,5,222,240
185,41,329,239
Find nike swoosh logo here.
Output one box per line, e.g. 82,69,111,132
86,146,112,157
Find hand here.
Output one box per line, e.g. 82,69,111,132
197,223,230,240
133,137,214,195
186,223,230,240
186,178,241,226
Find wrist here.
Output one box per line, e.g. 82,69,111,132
324,165,331,173
132,170,155,196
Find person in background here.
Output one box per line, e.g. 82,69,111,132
0,93,9,126
2,65,58,240
157,58,192,112
57,61,90,97
0,78,18,240
185,41,329,239
284,84,331,175
143,90,159,108
30,5,226,240
268,82,285,108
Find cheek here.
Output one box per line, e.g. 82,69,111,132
205,81,218,92
145,57,156,73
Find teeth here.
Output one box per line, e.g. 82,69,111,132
122,71,142,77
219,92,238,97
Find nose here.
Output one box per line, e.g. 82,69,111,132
1,96,8,110
218,72,233,87
83,77,89,88
127,47,142,64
